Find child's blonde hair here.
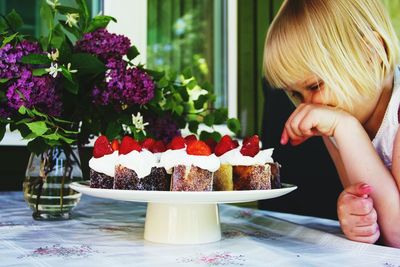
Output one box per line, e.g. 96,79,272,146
264,0,400,110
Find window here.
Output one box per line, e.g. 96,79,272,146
103,0,237,118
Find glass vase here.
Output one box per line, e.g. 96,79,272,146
23,146,83,220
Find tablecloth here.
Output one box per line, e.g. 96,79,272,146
0,192,399,267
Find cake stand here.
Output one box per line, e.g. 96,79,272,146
70,182,297,245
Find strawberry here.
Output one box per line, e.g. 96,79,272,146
184,134,197,145
119,136,142,155
186,140,212,156
93,135,113,158
214,135,238,156
240,135,260,157
151,140,166,153
167,136,186,150
204,138,217,152
111,139,120,151
141,137,156,150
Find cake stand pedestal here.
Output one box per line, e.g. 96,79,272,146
144,203,220,244
69,182,297,245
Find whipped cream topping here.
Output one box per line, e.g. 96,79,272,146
89,151,119,177
160,148,220,174
218,147,274,166
117,149,159,178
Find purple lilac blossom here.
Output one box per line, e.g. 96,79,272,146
0,40,41,79
6,69,62,116
75,29,131,61
92,59,155,107
146,113,181,144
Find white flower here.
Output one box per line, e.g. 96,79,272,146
132,112,149,133
65,13,79,27
47,49,59,61
45,62,62,78
66,63,77,73
46,0,60,9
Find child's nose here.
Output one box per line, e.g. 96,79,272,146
303,92,323,105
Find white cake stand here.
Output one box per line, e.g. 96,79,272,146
70,182,297,245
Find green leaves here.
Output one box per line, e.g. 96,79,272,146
26,121,48,136
4,9,24,30
227,118,241,134
86,15,117,33
127,46,140,61
71,53,106,76
0,123,6,141
21,54,51,65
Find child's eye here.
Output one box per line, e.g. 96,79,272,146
291,91,303,101
308,81,323,91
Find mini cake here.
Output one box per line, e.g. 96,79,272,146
160,136,220,191
89,136,119,189
213,135,281,191
114,136,169,191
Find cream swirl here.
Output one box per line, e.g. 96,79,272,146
117,149,159,178
89,151,118,177
160,148,220,174
218,147,274,166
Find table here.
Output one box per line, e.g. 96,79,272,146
0,192,399,267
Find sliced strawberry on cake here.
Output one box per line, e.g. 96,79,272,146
115,136,169,191
89,135,119,189
161,139,220,191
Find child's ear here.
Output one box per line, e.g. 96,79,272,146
362,31,387,65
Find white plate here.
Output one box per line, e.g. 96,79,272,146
70,181,297,204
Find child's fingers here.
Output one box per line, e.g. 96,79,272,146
280,128,289,145
344,182,373,197
346,227,380,244
338,191,374,216
350,223,380,237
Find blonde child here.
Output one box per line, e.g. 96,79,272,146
263,0,400,247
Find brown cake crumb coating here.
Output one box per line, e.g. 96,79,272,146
269,162,281,189
233,164,272,190
114,165,169,190
171,165,213,191
90,169,114,189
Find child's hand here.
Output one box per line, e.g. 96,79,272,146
337,183,380,244
280,103,350,146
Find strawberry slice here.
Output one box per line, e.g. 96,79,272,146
167,136,186,150
240,135,260,157
186,140,212,156
151,140,166,153
141,137,156,150
184,134,197,145
111,139,120,151
93,135,113,158
119,136,142,155
214,135,239,156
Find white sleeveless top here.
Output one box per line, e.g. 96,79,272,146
371,65,400,170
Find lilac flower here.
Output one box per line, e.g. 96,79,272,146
146,113,181,144
0,40,41,79
75,29,131,61
92,59,155,107
6,70,62,116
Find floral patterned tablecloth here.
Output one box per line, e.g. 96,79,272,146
0,192,399,267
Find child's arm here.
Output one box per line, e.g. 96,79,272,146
391,129,400,191
282,103,400,247
324,137,380,243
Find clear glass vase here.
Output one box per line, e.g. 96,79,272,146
23,146,83,220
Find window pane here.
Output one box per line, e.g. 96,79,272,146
382,0,400,38
147,0,227,109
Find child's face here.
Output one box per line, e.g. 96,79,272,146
286,74,380,124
